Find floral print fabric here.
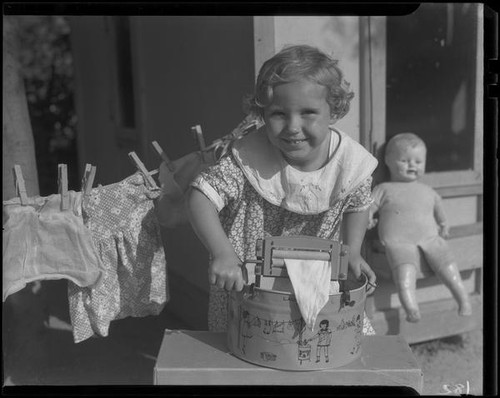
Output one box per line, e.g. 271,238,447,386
68,172,168,343
192,153,376,335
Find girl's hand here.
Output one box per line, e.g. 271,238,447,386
348,253,377,295
209,250,245,292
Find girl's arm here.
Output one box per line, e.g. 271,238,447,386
187,187,245,291
342,209,377,294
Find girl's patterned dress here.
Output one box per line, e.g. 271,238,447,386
192,151,376,335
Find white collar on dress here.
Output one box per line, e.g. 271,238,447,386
231,127,378,215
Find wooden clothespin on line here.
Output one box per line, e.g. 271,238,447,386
151,141,175,172
191,124,209,162
81,163,97,196
200,118,261,161
150,140,185,196
58,164,69,210
128,151,159,189
191,125,206,151
13,165,29,205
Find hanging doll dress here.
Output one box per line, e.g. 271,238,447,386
68,172,168,343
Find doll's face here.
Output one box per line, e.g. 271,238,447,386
263,79,335,172
385,144,426,182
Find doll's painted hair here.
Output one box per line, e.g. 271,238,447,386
244,44,354,121
384,132,426,163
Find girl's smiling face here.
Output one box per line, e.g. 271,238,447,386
263,79,335,172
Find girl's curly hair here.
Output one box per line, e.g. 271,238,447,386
243,44,354,121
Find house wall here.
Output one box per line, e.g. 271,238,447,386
134,16,255,329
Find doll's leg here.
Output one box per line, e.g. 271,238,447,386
421,238,472,316
434,263,472,316
392,263,421,322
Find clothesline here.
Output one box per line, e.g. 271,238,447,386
3,116,261,344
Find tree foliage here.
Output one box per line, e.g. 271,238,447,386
16,16,78,195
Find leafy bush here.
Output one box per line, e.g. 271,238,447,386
16,16,79,195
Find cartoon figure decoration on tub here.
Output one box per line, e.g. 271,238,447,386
240,310,253,354
350,314,362,355
368,133,472,322
305,319,333,363
297,338,312,365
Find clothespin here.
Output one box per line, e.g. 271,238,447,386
58,164,69,210
151,141,175,172
81,163,97,196
13,165,28,205
128,151,158,189
191,125,209,162
191,125,206,151
202,118,261,161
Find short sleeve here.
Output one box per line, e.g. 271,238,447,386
190,154,245,212
344,176,373,213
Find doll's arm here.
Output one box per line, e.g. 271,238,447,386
342,210,377,294
187,187,245,291
433,191,449,238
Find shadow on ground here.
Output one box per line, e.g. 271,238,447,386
3,280,189,386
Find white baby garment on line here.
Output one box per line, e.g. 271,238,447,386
284,259,339,330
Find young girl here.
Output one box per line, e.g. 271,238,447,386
369,133,472,322
187,44,378,333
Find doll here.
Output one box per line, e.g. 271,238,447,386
369,133,472,322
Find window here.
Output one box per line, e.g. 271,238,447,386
363,4,483,189
114,16,136,129
386,3,478,173
105,16,139,149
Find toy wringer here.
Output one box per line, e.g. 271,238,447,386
227,236,368,370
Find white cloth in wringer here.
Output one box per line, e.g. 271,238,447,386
284,259,340,330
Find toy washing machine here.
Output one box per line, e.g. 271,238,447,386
227,236,368,371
